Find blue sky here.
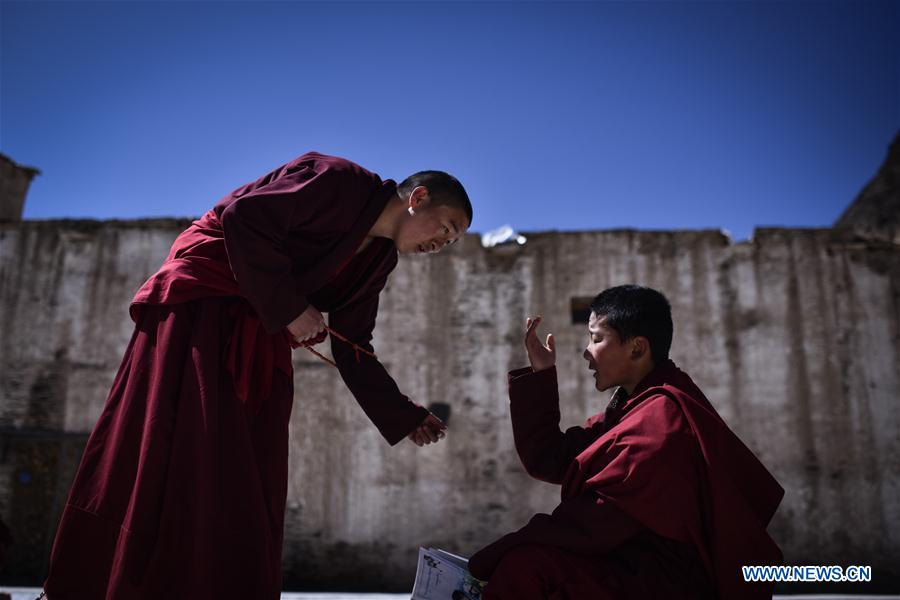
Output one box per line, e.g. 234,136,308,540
2,0,898,241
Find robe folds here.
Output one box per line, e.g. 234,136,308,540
469,360,784,600
43,152,428,599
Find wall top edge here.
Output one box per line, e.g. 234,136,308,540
1,221,895,251
1,221,827,234
1,217,197,230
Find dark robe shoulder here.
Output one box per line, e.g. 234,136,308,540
214,151,393,332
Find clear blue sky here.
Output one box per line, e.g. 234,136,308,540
2,0,898,240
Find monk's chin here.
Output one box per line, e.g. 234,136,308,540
595,377,620,393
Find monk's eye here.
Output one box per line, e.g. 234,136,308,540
443,226,449,235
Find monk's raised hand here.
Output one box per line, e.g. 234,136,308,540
525,315,556,372
407,413,447,447
287,305,326,343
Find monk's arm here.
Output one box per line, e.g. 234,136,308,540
219,165,338,333
468,493,642,580
327,266,429,446
509,366,604,484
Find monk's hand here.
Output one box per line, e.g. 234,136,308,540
407,413,447,447
287,305,325,344
525,315,556,372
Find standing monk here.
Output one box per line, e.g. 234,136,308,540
42,151,472,599
469,285,783,599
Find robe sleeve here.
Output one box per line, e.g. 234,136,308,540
468,492,643,580
220,165,343,333
508,366,605,484
327,257,429,446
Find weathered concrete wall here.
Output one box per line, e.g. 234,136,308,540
1,220,898,592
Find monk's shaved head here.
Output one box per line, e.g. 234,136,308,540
398,170,472,227
590,285,673,364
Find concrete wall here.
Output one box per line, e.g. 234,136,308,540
1,220,898,592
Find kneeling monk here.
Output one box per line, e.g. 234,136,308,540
469,285,783,600
43,151,472,599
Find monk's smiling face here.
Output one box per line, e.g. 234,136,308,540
584,311,651,394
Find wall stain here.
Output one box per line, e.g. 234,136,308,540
836,252,889,554
716,254,743,422
785,238,822,547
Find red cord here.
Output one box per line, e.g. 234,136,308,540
302,324,377,367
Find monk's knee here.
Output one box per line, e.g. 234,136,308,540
496,544,558,572
483,545,564,600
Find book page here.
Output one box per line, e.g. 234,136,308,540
411,547,484,600
431,548,470,571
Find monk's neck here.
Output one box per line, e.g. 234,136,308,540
621,360,657,396
368,195,404,240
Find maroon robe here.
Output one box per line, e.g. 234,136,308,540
43,152,428,599
470,360,784,600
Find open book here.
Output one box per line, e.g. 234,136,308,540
410,547,485,600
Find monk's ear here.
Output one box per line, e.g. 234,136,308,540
409,186,431,210
631,337,650,360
